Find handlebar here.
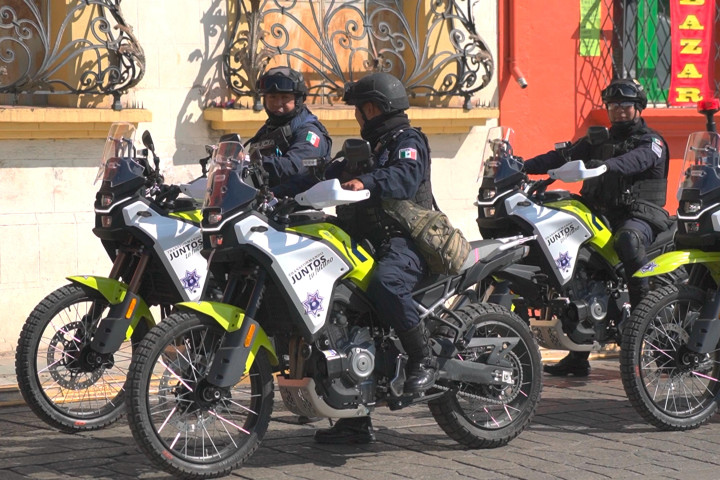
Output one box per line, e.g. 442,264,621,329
525,177,556,199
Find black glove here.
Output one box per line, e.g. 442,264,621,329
585,159,604,169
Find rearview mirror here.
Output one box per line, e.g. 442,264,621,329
587,126,609,146
141,130,155,153
342,138,372,171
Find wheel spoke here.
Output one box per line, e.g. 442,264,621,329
623,285,720,429
16,285,133,431
128,312,274,474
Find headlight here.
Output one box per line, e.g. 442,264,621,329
483,207,496,217
481,188,497,200
207,212,223,225
683,201,702,214
100,194,114,207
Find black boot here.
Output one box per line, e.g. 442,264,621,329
314,416,375,444
397,323,437,393
543,351,590,377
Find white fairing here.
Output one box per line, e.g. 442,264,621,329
122,201,207,301
234,215,350,334
504,193,592,285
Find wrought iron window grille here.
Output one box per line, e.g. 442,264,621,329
0,0,145,110
223,0,494,110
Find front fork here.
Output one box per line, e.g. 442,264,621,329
69,246,154,363
203,268,272,388
89,249,152,354
687,289,720,354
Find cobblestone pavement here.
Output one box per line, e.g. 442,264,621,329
2,358,720,479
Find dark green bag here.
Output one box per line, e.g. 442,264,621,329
382,199,471,275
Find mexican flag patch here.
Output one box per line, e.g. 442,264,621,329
306,131,320,147
399,148,417,160
651,137,663,158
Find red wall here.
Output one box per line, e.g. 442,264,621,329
497,0,707,214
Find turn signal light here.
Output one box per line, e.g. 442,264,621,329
101,216,112,227
210,235,223,248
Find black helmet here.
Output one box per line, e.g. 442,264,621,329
257,67,308,101
343,72,409,113
601,78,648,110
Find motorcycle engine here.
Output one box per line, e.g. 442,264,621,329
563,266,616,343
315,325,376,409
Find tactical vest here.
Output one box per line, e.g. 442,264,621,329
580,123,668,213
337,127,433,248
247,109,332,158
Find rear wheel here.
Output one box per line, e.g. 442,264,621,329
429,303,542,448
620,285,720,430
126,311,274,479
15,284,139,432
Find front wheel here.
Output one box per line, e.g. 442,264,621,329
126,311,274,479
14,284,137,432
620,285,720,430
429,303,542,448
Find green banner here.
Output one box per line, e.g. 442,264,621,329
579,0,601,57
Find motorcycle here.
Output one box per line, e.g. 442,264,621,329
14,122,219,432
125,139,543,479
475,126,680,361
620,100,720,430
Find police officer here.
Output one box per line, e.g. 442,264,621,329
524,78,670,377
247,67,332,197
314,72,434,444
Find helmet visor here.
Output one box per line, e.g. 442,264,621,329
258,71,296,93
605,83,639,100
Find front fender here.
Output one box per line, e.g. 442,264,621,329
634,250,720,278
176,301,279,371
67,275,155,340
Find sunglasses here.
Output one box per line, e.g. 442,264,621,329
607,102,636,111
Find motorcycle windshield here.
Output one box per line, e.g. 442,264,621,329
678,131,720,198
478,126,523,185
95,122,145,188
204,141,257,213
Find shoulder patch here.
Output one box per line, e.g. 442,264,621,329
305,131,320,148
650,139,663,158
399,147,417,160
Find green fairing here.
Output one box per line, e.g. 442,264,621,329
634,250,720,282
66,275,156,339
176,301,280,370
